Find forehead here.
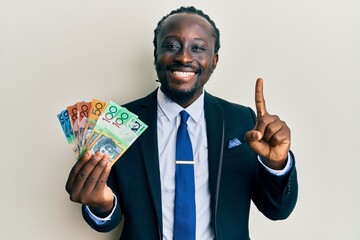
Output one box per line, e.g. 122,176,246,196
158,13,215,43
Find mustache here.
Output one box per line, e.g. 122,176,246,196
165,63,203,75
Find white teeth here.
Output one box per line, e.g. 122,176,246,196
172,71,195,77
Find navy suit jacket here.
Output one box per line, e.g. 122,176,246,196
82,90,298,240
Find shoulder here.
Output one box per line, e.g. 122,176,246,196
205,92,256,119
122,89,158,113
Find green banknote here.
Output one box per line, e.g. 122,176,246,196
88,108,147,163
82,101,131,157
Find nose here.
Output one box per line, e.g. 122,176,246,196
174,48,193,64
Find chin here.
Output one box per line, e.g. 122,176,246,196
160,80,198,105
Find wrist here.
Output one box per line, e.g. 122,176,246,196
261,156,288,170
89,196,115,218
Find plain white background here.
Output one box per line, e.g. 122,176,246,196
0,0,359,239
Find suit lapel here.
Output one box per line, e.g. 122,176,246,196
204,92,225,219
136,90,163,232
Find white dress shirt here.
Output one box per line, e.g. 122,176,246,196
85,88,293,239
157,89,213,239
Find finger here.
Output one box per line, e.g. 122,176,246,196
268,126,291,147
89,156,114,210
254,114,279,137
255,78,267,118
82,154,111,193
245,130,270,156
94,156,112,191
69,152,104,198
65,150,92,193
262,119,284,143
245,130,262,143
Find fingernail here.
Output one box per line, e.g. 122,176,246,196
94,152,103,161
101,154,108,162
254,131,262,140
85,150,91,158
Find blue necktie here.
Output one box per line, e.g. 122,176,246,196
174,110,196,240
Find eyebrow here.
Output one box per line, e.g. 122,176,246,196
194,38,208,44
162,36,208,44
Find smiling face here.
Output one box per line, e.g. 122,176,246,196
155,13,219,107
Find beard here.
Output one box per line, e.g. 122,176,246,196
155,61,203,106
160,78,199,105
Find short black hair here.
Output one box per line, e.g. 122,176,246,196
153,6,220,54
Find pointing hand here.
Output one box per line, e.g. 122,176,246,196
245,78,291,170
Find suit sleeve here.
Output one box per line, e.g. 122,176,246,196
252,151,298,220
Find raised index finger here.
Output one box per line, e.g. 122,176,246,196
255,78,267,117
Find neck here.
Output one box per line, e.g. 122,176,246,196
160,86,203,108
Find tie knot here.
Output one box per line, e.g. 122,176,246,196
180,110,190,124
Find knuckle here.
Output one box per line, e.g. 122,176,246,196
272,134,281,143
69,193,79,202
78,171,87,180
258,118,266,125
282,121,290,131
267,127,276,136
98,177,108,184
88,175,98,183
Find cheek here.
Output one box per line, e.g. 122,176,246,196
155,55,170,74
196,54,214,71
158,52,173,64
199,60,213,74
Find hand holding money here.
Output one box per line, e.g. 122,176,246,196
60,99,147,213
65,150,114,216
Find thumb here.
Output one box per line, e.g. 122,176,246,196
245,130,262,144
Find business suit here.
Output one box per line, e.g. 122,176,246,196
82,89,298,240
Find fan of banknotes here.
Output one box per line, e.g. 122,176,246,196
57,99,148,163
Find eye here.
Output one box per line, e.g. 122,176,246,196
162,42,180,51
191,44,206,52
167,44,178,49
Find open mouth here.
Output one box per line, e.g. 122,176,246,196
171,71,196,78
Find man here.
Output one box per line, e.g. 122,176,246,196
66,6,298,240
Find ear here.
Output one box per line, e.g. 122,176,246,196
212,53,219,70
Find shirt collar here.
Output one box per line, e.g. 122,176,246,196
157,88,204,123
